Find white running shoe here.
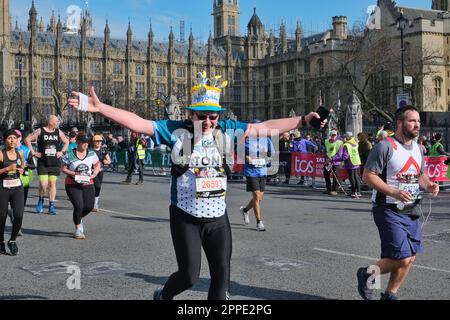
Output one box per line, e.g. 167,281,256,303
74,227,85,240
256,221,266,231
240,206,250,225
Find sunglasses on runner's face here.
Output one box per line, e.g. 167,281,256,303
195,113,219,121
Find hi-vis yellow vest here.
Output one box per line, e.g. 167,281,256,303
344,143,362,166
136,140,146,160
428,142,443,157
325,139,343,159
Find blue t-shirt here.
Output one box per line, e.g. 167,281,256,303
244,137,274,177
292,139,317,153
17,144,31,164
68,142,77,153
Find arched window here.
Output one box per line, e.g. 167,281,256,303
434,77,443,97
317,59,324,76
234,69,241,81
404,42,411,63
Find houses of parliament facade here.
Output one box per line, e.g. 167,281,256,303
1,0,449,127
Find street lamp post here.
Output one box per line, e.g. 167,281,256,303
397,9,409,92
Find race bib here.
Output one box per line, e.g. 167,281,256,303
399,182,420,203
195,177,227,193
45,148,57,156
3,178,22,188
75,175,91,184
251,158,266,167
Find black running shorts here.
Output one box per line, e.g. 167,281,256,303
37,164,60,177
246,176,266,192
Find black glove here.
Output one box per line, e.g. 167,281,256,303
445,157,450,165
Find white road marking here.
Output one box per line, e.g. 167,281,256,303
313,247,450,274
99,209,145,218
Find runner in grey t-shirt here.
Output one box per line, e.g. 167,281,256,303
356,106,439,301
364,139,426,204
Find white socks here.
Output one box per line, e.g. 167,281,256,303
94,197,99,209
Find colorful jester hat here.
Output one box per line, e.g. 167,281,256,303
185,71,228,112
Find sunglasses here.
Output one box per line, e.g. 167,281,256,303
195,113,219,121
93,140,102,142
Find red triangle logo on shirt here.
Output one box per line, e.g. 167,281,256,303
399,156,420,174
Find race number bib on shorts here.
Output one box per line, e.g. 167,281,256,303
251,158,266,167
3,178,21,188
195,177,227,193
45,148,57,156
75,175,91,184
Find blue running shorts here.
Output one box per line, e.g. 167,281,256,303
372,205,423,260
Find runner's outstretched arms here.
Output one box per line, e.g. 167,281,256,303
67,87,327,137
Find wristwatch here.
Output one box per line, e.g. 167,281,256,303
301,117,308,128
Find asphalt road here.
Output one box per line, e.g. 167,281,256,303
1,171,449,300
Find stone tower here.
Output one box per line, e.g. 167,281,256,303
213,0,239,38
0,0,10,49
247,8,265,59
332,16,348,40
432,0,450,10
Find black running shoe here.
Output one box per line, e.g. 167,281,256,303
380,291,398,300
153,287,164,300
357,267,375,300
0,242,6,255
7,240,18,256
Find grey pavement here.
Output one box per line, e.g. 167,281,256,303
1,171,450,300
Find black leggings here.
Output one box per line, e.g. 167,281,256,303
93,171,104,197
324,165,338,192
0,186,24,242
24,186,29,206
162,205,232,300
65,184,95,225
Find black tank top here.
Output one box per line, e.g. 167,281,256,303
38,127,61,167
94,148,107,170
0,149,21,180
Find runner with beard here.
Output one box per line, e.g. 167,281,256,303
357,106,439,300
67,72,326,300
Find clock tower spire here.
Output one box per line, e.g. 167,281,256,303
213,0,239,39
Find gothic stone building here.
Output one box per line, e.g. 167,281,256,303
375,0,450,114
0,0,448,128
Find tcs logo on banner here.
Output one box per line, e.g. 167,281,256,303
426,163,442,178
294,157,314,174
425,156,449,182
